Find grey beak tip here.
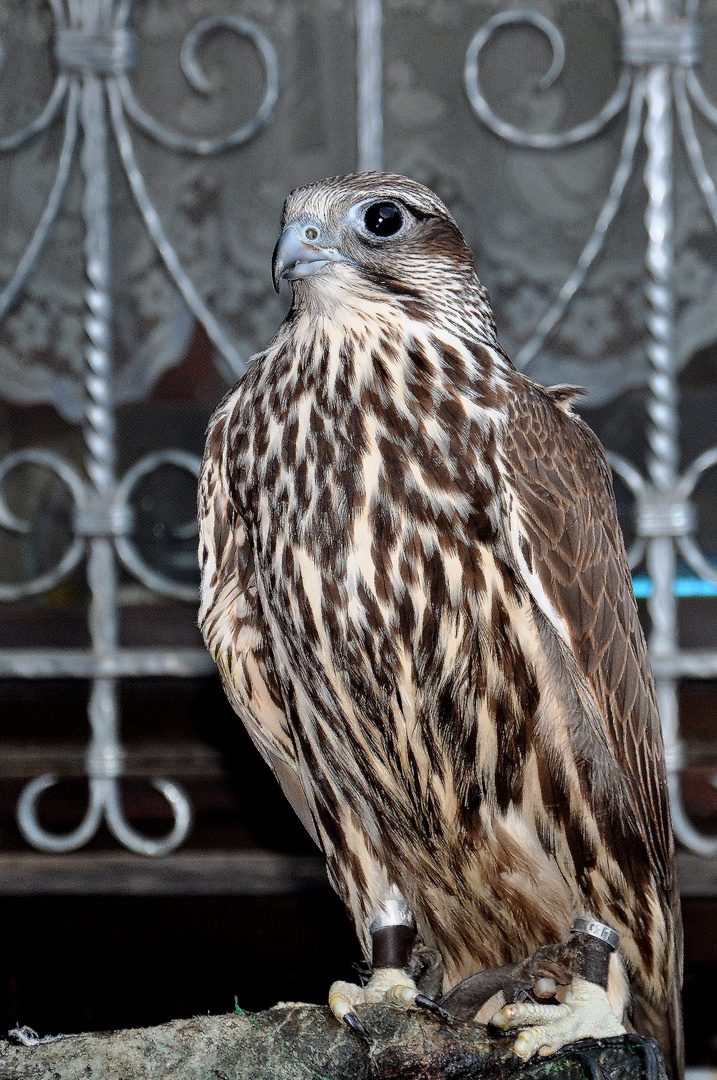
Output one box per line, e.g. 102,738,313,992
271,223,346,290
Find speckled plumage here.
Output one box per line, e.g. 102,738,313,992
198,173,682,1077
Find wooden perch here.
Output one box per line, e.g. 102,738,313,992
0,1003,666,1080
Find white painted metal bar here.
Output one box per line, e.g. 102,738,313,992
356,0,383,171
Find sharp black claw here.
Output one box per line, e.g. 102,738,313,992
415,993,455,1024
344,1010,370,1042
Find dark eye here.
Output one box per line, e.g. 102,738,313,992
363,201,404,237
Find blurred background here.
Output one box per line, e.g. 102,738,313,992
1,0,717,1070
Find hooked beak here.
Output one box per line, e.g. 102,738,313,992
271,224,349,292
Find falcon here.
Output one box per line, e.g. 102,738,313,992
198,173,683,1076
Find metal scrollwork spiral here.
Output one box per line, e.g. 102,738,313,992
673,449,717,590
17,767,194,857
111,8,279,376
114,449,202,603
464,6,643,375
605,451,647,572
118,14,279,155
0,450,86,601
464,8,632,149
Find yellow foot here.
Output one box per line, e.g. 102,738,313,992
490,977,626,1059
329,967,420,1027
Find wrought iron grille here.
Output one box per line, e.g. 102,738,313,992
1,0,717,858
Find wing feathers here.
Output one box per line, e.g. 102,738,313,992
502,380,673,876
501,378,681,1071
198,394,319,847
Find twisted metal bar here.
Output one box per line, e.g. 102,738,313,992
16,62,193,857
642,37,717,853
17,65,118,853
83,68,191,855
644,65,678,497
643,56,679,718
81,77,115,498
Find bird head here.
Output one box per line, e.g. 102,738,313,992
271,173,491,328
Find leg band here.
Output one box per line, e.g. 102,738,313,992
570,918,620,989
371,923,416,970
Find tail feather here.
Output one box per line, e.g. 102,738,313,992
632,983,683,1080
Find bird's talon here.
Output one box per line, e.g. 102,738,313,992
491,1002,520,1027
343,1010,371,1042
491,979,625,1060
533,977,559,1001
514,1030,541,1058
414,993,455,1024
329,968,421,1026
387,982,418,1007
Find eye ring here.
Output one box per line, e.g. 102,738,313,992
362,201,404,238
